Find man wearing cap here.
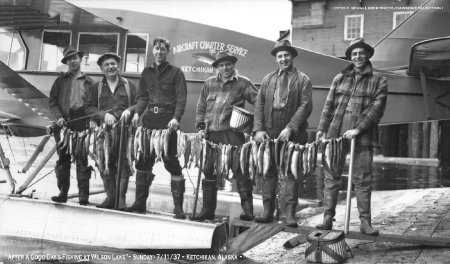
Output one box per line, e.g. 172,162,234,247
315,38,387,236
253,40,312,227
84,53,138,209
193,50,258,221
49,47,95,205
124,37,188,219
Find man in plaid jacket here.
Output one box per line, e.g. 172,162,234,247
316,38,388,236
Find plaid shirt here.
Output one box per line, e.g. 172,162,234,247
196,70,258,132
318,62,388,146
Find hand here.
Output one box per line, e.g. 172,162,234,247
131,113,139,127
89,120,97,130
56,117,65,127
197,129,205,139
254,131,269,142
120,109,131,121
277,127,292,142
316,130,326,141
168,118,179,131
343,129,360,139
104,113,116,126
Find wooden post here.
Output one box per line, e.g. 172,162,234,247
422,121,430,158
438,120,450,168
430,121,439,158
408,123,422,158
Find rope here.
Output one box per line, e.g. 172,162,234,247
23,168,55,192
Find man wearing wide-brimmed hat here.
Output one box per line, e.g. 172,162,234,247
49,46,95,205
316,38,388,236
193,49,258,221
253,39,313,227
84,53,139,209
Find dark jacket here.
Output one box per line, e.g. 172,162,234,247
84,76,138,123
318,62,388,147
132,62,187,122
49,72,94,120
254,67,312,139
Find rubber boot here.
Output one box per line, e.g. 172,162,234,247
316,172,341,230
255,177,277,223
191,179,217,221
77,166,91,205
285,177,299,227
51,162,70,203
236,178,254,221
124,170,153,213
171,177,186,219
117,177,129,210
96,176,116,209
357,190,379,236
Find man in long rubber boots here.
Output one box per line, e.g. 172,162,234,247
316,38,388,236
49,47,95,205
124,37,188,219
254,40,313,227
194,50,258,221
84,53,138,209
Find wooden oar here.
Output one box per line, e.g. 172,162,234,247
344,137,356,234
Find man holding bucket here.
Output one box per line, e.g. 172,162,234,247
194,49,258,221
253,40,313,227
316,38,387,236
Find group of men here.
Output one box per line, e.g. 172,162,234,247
49,36,387,236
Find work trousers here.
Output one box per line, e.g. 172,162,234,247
135,110,182,176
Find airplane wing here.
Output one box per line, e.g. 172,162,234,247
372,0,450,69
0,60,52,136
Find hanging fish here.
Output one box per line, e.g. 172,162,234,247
232,145,241,176
291,144,300,180
87,129,96,170
69,131,76,161
183,135,191,168
62,129,71,153
195,135,202,168
249,147,256,185
95,128,105,174
274,139,282,169
303,143,309,177
104,128,111,175
134,126,142,162
201,138,207,170
323,139,332,173
58,126,68,146
279,140,288,177
240,143,251,178
164,129,172,161
257,141,265,178
127,125,135,175
284,142,295,178
263,140,272,179
251,141,259,173
154,129,162,162
298,145,305,180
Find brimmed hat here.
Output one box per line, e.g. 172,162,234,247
61,47,84,64
212,50,238,67
270,39,298,58
97,53,122,66
345,38,374,59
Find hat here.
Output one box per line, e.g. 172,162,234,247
270,39,298,58
212,50,238,67
345,38,374,59
61,47,84,64
97,53,122,66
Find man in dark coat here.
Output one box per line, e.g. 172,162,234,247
253,40,313,227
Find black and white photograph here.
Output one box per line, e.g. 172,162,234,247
0,0,450,263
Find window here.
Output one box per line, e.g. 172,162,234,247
393,11,413,29
78,33,119,72
0,32,26,70
344,15,364,41
124,34,148,73
40,31,71,71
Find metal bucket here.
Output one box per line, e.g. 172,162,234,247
230,106,253,133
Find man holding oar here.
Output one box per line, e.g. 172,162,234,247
316,38,388,236
84,53,138,209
